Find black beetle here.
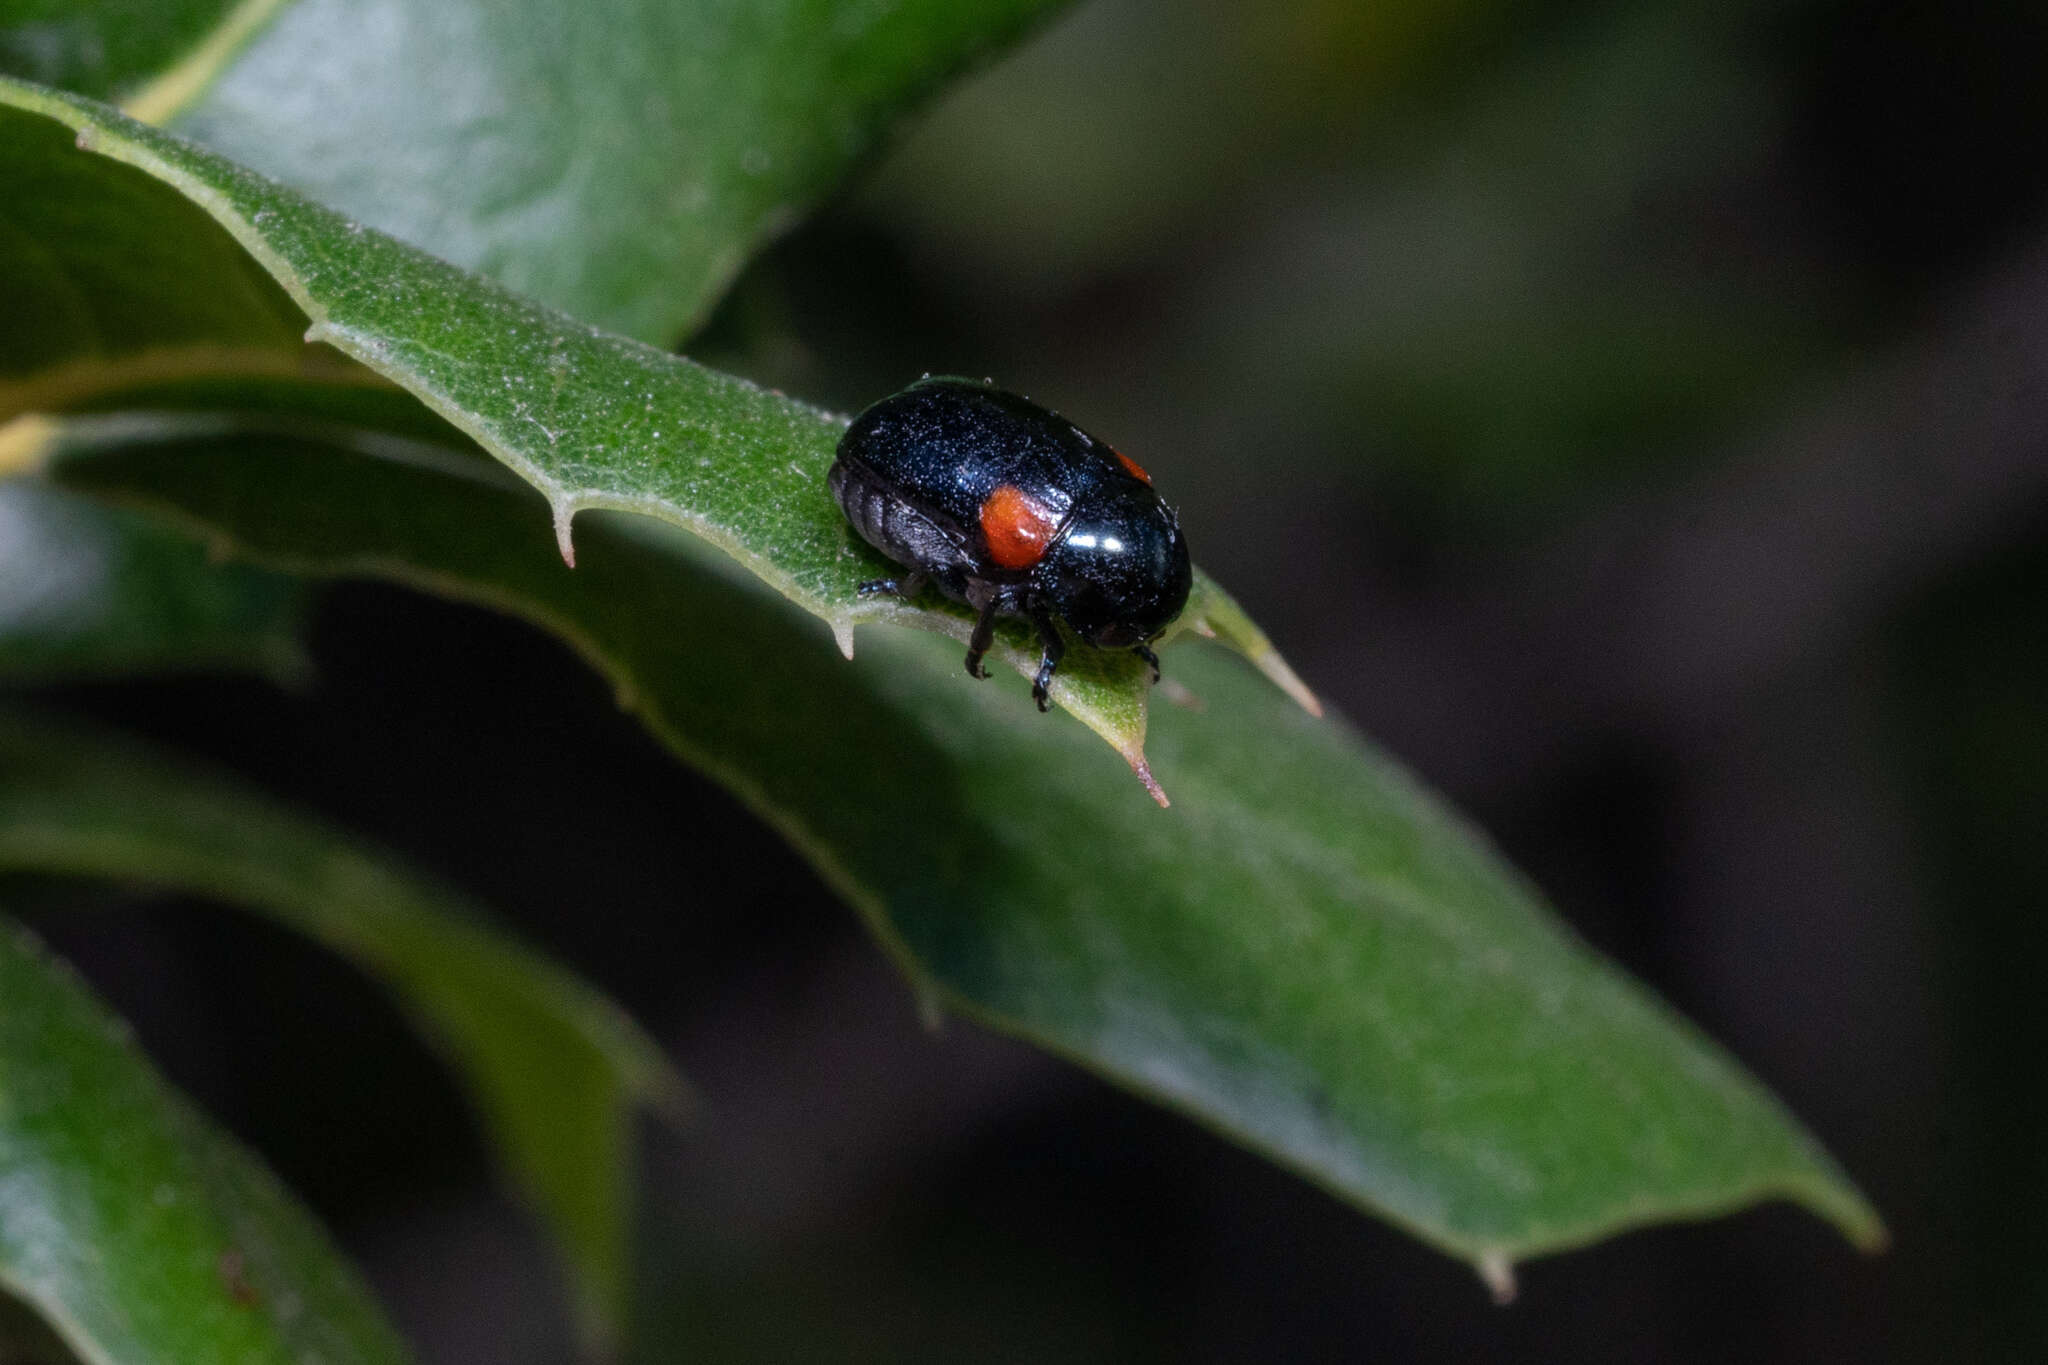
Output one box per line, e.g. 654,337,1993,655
830,376,1192,709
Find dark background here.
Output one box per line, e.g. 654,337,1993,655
24,0,2048,1359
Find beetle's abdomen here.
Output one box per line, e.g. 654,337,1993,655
829,456,974,582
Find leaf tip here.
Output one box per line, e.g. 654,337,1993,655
1123,745,1170,808
552,499,578,567
641,1064,697,1132
1156,677,1205,712
1183,573,1320,715
1476,1250,1517,1305
915,982,948,1033
1816,1181,1890,1255
1257,649,1323,718
832,616,856,660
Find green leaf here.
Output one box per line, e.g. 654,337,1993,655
0,0,242,102
0,89,384,413
0,0,1067,342
0,707,686,1352
0,477,304,683
0,79,1311,800
45,416,1885,1277
0,913,414,1365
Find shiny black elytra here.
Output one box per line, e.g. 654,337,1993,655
829,376,1193,710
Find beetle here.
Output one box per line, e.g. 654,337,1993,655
830,376,1192,710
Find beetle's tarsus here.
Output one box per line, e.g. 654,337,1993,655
965,596,1001,681
1133,643,1161,684
1031,611,1065,712
858,572,926,600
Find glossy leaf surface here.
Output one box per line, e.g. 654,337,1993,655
0,0,1062,342
46,418,1884,1274
0,709,684,1349
0,915,413,1365
0,79,1311,798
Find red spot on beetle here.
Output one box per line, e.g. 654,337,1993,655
980,484,1059,570
1111,448,1152,484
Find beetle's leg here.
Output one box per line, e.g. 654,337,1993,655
1132,643,1161,684
1029,610,1066,712
963,594,1001,681
857,571,926,600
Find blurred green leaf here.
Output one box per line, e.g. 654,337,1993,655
0,708,685,1351
862,0,1511,296
0,0,1065,342
47,416,1884,1274
0,0,240,101
1175,3,1841,520
0,913,414,1365
0,81,1309,798
0,478,304,683
863,0,1849,538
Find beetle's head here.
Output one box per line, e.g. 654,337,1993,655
1040,487,1192,648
